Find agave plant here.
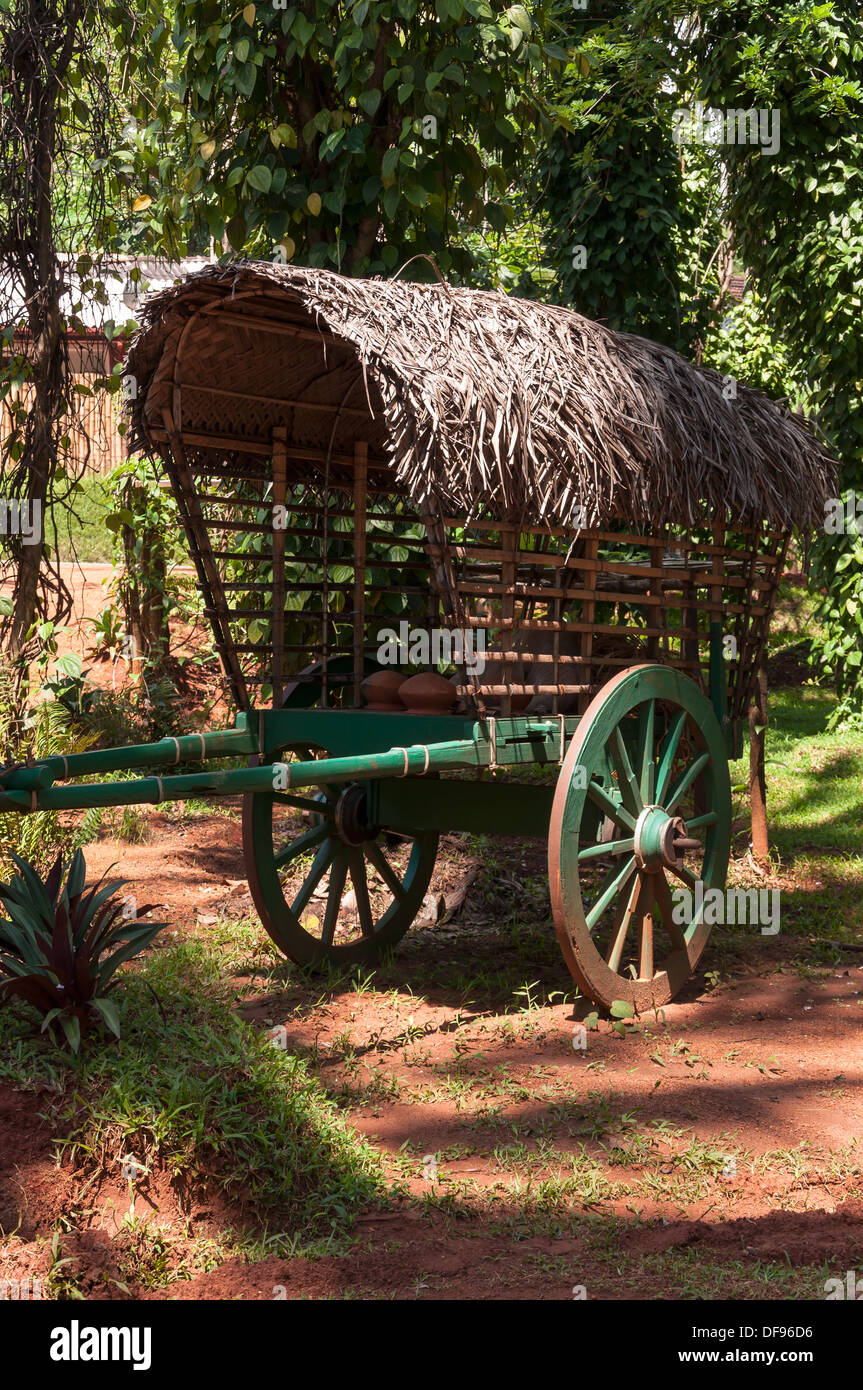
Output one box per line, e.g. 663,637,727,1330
0,850,163,1052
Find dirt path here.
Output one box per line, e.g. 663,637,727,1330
3,808,860,1300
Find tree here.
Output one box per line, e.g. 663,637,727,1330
689,0,863,721
115,0,561,275
0,0,126,662
536,1,732,352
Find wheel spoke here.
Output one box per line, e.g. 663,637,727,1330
653,870,688,950
638,699,656,803
664,751,710,814
684,810,717,831
605,871,646,972
274,821,329,868
364,840,407,901
348,849,375,937
586,854,638,931
667,859,701,893
586,779,636,832
291,840,335,917
655,710,687,804
578,836,635,863
320,849,348,946
607,726,642,816
637,880,655,980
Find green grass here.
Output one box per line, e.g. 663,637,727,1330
741,688,863,856
0,934,386,1253
50,473,114,564
722,686,863,948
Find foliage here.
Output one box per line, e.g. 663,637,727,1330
460,193,555,296
0,930,386,1237
702,288,809,406
81,676,198,746
0,849,164,1052
534,2,728,350
41,655,100,716
113,0,561,274
809,519,863,727
87,603,127,662
101,455,198,680
0,656,102,879
53,474,115,564
686,0,863,711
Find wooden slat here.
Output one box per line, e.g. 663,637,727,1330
271,427,288,705
183,381,373,418
149,426,388,471
353,441,368,707
159,410,249,710
579,536,599,715
441,518,762,541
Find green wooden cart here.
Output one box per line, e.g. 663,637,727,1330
0,264,836,1011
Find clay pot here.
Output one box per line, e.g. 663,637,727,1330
360,670,407,711
509,691,532,712
398,672,457,716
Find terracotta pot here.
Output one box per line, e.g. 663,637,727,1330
360,670,407,711
398,671,457,715
509,691,532,712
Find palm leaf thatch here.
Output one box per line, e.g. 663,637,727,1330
126,261,836,532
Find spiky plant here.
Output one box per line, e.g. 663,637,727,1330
0,850,164,1052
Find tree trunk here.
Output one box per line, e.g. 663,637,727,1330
4,0,82,659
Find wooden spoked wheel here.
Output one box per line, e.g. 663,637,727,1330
243,745,438,967
549,665,731,1011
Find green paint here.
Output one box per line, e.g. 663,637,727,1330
368,778,556,838
550,666,732,1011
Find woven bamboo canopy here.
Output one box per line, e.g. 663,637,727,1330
126,260,836,531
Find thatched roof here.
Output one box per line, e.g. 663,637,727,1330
126,261,836,531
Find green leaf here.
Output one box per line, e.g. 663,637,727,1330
58,1013,81,1053
506,3,531,33
90,996,122,1039
246,164,272,193
609,1000,635,1019
55,653,83,679
358,89,381,116
292,13,315,48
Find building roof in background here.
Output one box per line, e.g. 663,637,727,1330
1,255,213,334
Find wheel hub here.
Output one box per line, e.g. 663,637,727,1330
334,784,379,845
633,805,689,872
